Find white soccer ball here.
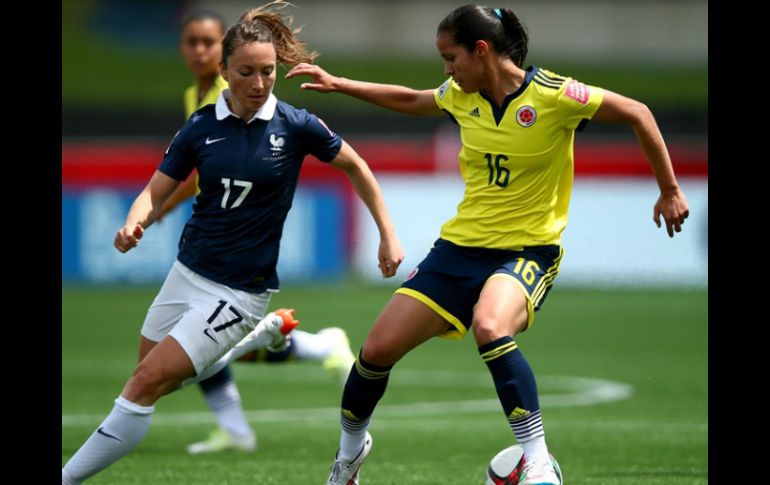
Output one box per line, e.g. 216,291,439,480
484,444,526,485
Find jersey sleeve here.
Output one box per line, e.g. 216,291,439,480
556,78,604,130
304,113,342,162
433,78,459,124
158,122,196,181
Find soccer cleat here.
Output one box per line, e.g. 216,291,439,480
519,453,563,485
185,427,257,455
266,308,300,352
319,327,356,385
327,432,373,485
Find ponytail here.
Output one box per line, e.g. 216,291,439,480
223,1,318,67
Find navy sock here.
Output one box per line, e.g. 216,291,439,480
340,351,393,431
198,365,233,392
479,336,544,441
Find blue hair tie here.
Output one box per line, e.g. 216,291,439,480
494,8,502,19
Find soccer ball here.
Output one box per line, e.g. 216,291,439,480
484,445,564,485
484,445,526,485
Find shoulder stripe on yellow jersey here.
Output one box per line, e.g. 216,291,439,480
537,71,567,83
533,79,562,89
534,75,564,89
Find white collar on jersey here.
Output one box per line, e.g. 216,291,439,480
216,89,277,123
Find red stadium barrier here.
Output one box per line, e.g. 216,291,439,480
62,139,707,185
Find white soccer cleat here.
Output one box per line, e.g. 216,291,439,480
520,453,563,485
327,432,373,485
319,327,356,385
185,427,257,454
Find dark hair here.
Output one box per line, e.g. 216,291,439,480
222,1,318,67
179,8,227,35
437,5,528,67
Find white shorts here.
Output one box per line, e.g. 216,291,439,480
141,260,275,375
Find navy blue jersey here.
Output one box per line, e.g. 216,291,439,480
159,91,342,292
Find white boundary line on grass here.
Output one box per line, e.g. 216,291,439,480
62,374,633,427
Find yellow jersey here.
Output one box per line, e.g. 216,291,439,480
183,75,228,119
433,66,604,249
183,75,228,192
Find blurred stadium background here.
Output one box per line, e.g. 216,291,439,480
62,1,707,483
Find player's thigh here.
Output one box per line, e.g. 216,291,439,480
473,277,529,344
362,293,453,366
123,334,196,405
475,245,564,341
137,335,158,363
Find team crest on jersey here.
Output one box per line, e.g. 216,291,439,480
437,80,450,99
269,133,285,152
516,106,537,127
405,267,419,282
565,80,590,105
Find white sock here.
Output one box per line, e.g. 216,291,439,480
62,396,154,482
339,412,370,461
292,330,336,360
520,434,550,463
203,380,253,439
339,429,368,462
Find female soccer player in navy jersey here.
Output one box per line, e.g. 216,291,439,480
287,5,690,485
166,8,359,456
61,3,404,483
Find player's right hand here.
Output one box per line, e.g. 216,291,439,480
114,224,144,253
285,63,337,93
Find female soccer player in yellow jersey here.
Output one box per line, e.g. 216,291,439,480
287,5,690,485
164,8,360,456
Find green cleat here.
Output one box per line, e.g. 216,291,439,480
319,327,356,386
185,427,257,455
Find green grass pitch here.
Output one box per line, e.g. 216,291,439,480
62,284,707,484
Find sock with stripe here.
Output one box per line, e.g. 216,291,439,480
62,395,155,483
338,351,393,461
479,336,550,462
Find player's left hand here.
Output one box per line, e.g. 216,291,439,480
285,63,338,93
378,235,405,278
654,187,689,238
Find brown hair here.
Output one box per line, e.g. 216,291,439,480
222,1,318,67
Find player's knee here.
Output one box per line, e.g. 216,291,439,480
472,314,526,345
472,314,506,345
472,305,529,344
123,364,168,404
361,338,400,367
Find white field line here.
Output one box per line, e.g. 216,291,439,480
63,374,634,427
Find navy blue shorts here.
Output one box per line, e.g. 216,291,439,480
396,238,563,339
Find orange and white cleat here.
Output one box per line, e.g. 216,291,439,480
265,308,299,352
274,308,300,335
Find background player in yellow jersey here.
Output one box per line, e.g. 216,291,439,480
287,5,690,485
165,8,357,456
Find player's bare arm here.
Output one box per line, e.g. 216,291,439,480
114,171,181,253
330,141,404,277
286,63,441,116
593,90,690,237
